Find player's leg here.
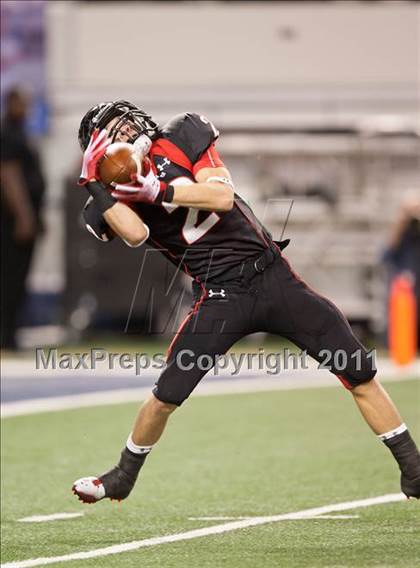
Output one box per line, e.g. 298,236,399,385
130,395,177,446
266,254,420,498
79,395,178,503
350,379,420,498
72,286,249,503
289,327,420,499
350,378,402,435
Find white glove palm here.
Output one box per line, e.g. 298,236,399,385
111,158,163,204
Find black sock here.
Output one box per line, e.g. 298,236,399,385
383,430,420,479
119,447,148,478
100,448,149,499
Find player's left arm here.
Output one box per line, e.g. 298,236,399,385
170,165,234,212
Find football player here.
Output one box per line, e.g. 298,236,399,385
72,100,420,503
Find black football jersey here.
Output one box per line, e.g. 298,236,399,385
84,113,272,283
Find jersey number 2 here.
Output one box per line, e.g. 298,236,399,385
163,177,221,244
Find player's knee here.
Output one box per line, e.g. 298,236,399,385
349,372,378,394
150,393,178,413
351,352,377,386
350,373,377,390
152,384,190,407
336,367,377,390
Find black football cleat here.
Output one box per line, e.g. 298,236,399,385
72,467,136,503
72,448,147,504
401,472,420,499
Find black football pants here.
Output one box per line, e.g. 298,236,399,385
153,249,377,405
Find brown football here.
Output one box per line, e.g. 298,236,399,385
98,142,140,186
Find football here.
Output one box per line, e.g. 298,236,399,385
98,142,140,186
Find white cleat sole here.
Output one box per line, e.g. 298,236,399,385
72,476,106,504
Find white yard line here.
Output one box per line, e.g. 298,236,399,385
17,512,358,525
298,514,360,519
18,513,84,523
189,514,359,521
1,493,406,568
2,375,418,418
188,516,253,521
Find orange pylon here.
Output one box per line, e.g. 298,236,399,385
389,273,417,366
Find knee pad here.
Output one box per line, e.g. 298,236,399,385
320,306,377,389
336,367,377,390
152,381,189,406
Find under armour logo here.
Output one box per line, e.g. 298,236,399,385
156,158,171,178
208,289,226,298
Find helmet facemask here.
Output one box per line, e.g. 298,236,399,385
106,112,147,145
78,100,159,151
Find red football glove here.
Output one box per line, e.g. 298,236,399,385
78,129,111,186
111,158,165,204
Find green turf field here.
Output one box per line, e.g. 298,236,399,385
1,380,419,567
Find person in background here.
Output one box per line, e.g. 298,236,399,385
384,197,420,348
0,87,46,350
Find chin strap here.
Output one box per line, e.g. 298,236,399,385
133,134,152,158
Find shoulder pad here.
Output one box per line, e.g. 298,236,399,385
160,113,219,163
